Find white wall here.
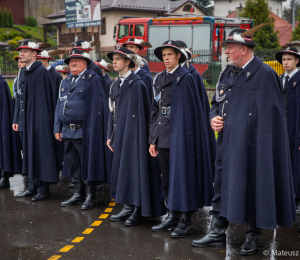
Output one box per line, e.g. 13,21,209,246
214,0,282,18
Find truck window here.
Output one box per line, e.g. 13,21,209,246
118,24,129,39
135,25,144,36
129,25,133,36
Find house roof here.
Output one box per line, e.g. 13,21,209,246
226,10,294,47
47,0,204,19
0,41,9,46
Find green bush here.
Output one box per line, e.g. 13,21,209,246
25,16,37,27
3,8,8,28
13,36,23,42
8,40,18,47
25,33,32,38
8,10,13,28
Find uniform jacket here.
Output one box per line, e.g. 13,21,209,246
150,66,215,212
210,56,297,229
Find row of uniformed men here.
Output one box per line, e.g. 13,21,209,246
0,29,299,256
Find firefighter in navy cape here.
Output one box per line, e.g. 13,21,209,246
177,40,216,178
275,47,300,228
192,29,297,256
96,59,113,99
106,47,166,226
13,57,26,109
13,41,59,202
0,74,22,189
37,49,65,172
130,55,153,104
54,50,112,210
149,40,214,238
122,38,151,75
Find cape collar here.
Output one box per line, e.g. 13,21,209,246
289,70,300,88
242,56,262,82
26,60,42,72
174,66,190,86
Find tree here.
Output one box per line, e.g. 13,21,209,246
8,10,13,28
0,8,3,28
240,0,280,49
292,10,300,41
283,1,300,25
37,6,53,20
195,0,213,16
3,8,9,28
25,16,37,27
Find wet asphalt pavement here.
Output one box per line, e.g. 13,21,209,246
0,174,299,260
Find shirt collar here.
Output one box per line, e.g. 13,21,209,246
120,70,132,81
71,69,86,79
133,66,141,74
26,60,36,70
47,65,51,70
103,73,106,76
167,64,179,74
284,67,298,79
242,56,254,70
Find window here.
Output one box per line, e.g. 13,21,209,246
82,27,87,33
129,25,133,36
183,4,192,12
101,18,106,35
135,25,144,36
118,24,129,38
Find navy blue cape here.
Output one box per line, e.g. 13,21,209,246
136,67,153,104
20,61,59,182
167,67,214,212
110,73,166,217
81,70,113,183
210,56,297,229
0,75,22,173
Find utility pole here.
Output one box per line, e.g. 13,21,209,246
293,0,295,29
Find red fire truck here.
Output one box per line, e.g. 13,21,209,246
114,16,253,81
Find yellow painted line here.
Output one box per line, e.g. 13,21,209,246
59,245,74,252
72,237,84,243
99,214,109,219
48,256,61,260
109,202,116,206
91,220,103,226
82,228,94,234
104,208,113,212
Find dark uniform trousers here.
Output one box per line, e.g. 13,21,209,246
157,148,170,203
64,138,85,184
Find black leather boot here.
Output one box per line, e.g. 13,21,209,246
240,223,261,256
152,210,180,232
171,211,193,238
0,171,10,189
61,182,85,207
192,217,228,247
110,204,134,221
296,198,300,215
81,184,97,210
125,207,145,226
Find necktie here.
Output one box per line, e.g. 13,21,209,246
283,75,289,90
233,68,243,79
116,78,122,89
71,76,79,87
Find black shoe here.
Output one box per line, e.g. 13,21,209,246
152,210,180,232
69,183,74,188
81,185,96,210
192,217,228,247
32,193,50,202
0,177,10,189
171,212,193,238
125,207,145,226
296,199,300,215
240,223,261,256
110,204,134,222
61,182,85,207
16,190,36,198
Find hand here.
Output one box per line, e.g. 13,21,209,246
55,132,62,141
12,124,18,132
149,144,158,157
211,116,224,132
107,139,113,152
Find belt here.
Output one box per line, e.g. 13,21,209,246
159,106,169,115
64,123,84,130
